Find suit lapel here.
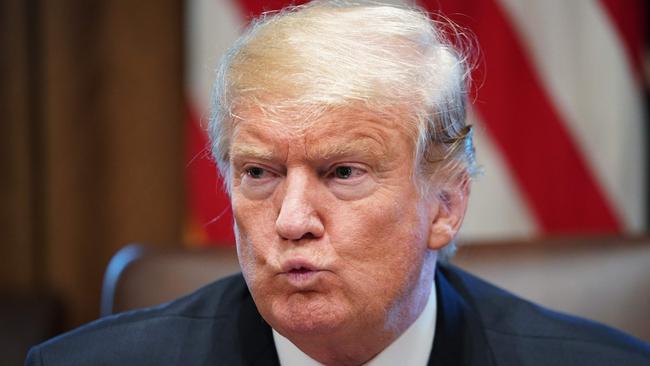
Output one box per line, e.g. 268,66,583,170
429,265,496,366
238,289,281,366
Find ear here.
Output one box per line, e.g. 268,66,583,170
427,176,470,250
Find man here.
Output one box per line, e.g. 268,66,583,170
26,1,650,365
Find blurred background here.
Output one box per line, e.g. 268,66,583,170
1,0,648,364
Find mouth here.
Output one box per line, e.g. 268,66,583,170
288,266,314,274
281,258,320,273
280,259,326,286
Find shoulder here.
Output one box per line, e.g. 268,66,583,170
26,273,249,366
438,263,650,366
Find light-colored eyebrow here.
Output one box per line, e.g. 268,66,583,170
307,138,385,162
230,137,390,167
230,144,275,161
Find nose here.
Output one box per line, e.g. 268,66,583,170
275,170,325,241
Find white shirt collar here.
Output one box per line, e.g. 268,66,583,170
272,281,437,366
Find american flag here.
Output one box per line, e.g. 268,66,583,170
184,0,647,245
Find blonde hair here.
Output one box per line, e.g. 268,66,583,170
210,1,475,194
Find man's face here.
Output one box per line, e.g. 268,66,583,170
229,107,440,338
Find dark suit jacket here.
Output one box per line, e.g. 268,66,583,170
26,264,650,365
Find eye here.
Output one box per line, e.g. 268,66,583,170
239,165,279,199
328,165,366,182
326,164,375,199
334,166,353,179
246,166,267,179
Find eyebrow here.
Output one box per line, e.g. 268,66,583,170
229,137,390,167
230,144,275,161
307,138,386,162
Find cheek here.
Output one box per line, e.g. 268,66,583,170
232,192,276,237
332,188,429,295
359,186,426,246
232,194,278,273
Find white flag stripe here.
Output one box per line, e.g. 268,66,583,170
497,0,645,232
461,108,539,240
187,0,243,116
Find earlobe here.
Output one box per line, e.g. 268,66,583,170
427,177,470,250
428,219,456,250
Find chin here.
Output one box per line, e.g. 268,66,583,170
268,292,348,336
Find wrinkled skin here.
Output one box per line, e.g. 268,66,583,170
229,108,465,365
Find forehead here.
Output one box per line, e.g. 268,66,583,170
229,105,417,160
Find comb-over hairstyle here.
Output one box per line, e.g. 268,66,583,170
209,0,476,206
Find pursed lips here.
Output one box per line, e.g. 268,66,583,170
281,258,320,272
279,258,329,286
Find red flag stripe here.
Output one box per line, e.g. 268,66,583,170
421,0,621,232
185,101,235,244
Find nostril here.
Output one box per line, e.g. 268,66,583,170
300,232,316,240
